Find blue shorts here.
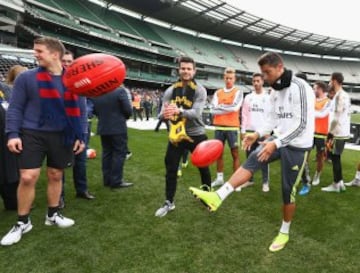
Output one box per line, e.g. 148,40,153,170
214,129,239,149
243,138,308,204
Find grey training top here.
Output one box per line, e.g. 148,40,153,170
161,82,207,136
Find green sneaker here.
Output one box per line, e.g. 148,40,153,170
269,232,289,252
189,187,222,212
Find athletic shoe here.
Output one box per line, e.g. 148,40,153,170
211,178,224,188
189,187,222,212
181,161,189,168
240,181,254,189
235,186,242,192
321,181,346,193
177,169,182,177
344,179,360,187
312,174,320,186
45,212,75,228
199,184,212,192
0,221,33,246
299,184,311,196
262,182,270,192
126,152,133,160
155,200,175,217
269,232,289,252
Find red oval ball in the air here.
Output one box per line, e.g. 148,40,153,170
63,53,126,97
191,139,224,167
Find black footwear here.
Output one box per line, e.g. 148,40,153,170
76,191,95,200
110,182,134,189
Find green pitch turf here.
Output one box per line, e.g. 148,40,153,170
351,113,360,124
0,128,360,273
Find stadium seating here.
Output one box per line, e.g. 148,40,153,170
17,0,360,89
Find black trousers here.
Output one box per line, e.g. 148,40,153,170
165,135,211,202
0,105,19,210
100,133,128,187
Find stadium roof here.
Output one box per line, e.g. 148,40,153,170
107,0,360,58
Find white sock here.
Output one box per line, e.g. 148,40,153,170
216,182,234,201
279,220,291,234
217,172,224,180
356,171,360,180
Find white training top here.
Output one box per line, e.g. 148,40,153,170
241,90,271,133
257,76,315,149
329,88,351,138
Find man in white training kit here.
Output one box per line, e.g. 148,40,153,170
240,73,271,192
190,52,315,252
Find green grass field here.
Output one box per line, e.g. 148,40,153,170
351,113,360,124
0,127,360,273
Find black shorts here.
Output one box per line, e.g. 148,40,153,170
243,138,308,204
18,129,74,169
214,129,239,149
313,137,326,153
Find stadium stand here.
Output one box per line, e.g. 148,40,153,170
1,0,360,92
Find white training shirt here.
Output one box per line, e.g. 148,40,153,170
329,88,351,138
257,76,315,149
241,90,271,134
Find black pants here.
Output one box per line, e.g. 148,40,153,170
144,107,151,121
133,107,143,121
155,118,169,131
100,133,128,187
165,135,211,202
330,139,346,183
0,105,19,210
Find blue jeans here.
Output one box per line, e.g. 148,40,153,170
101,133,128,187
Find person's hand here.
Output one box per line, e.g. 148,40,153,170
7,138,22,153
242,133,258,151
163,103,179,119
73,140,85,155
257,141,277,162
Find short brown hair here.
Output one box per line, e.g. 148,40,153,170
331,72,344,84
64,50,74,58
34,36,66,59
252,72,263,79
314,81,328,92
257,52,283,67
178,56,195,68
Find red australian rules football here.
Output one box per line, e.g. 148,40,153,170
191,139,224,167
63,53,126,97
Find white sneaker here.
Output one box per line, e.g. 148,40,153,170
1,221,33,246
240,181,255,189
312,175,320,186
45,212,75,228
155,200,175,217
235,186,242,192
126,152,133,160
321,181,346,193
262,182,270,192
344,179,360,187
211,178,224,188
